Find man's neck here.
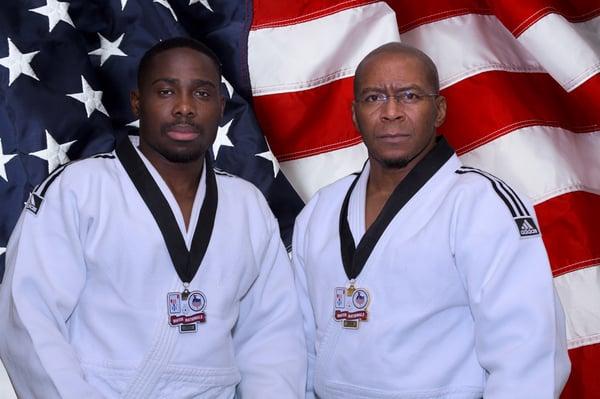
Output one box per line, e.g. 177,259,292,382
140,146,204,229
364,141,435,230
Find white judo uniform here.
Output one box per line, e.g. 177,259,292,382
0,137,306,398
292,138,570,399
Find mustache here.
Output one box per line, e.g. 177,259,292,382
160,120,202,134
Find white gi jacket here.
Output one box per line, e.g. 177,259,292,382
292,139,570,399
0,138,306,398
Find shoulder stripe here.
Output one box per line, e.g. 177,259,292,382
456,167,530,218
92,153,115,159
459,166,530,216
35,152,115,197
35,162,72,197
214,168,234,177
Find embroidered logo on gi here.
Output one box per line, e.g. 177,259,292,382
515,217,539,237
25,192,44,215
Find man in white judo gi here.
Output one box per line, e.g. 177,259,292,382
0,37,306,398
292,43,571,398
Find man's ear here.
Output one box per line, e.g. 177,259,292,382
130,90,140,118
219,94,225,121
351,101,359,131
434,95,447,128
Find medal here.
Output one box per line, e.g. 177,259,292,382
333,281,370,329
116,137,218,334
167,289,207,333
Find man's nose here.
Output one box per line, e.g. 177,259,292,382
380,97,405,121
173,93,195,117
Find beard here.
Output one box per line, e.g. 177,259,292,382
150,121,211,163
381,157,411,169
159,146,205,163
376,132,437,170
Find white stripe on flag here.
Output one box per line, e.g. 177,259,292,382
518,14,600,92
554,264,600,349
459,126,600,204
400,14,545,89
280,143,367,202
249,2,399,96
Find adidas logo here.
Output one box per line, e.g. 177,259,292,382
515,217,539,237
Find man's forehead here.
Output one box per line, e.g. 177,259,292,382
146,47,219,77
363,51,426,73
356,50,435,92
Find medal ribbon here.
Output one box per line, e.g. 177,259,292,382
116,136,217,284
339,137,454,280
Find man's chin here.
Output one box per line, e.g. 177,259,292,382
381,157,410,169
162,149,205,164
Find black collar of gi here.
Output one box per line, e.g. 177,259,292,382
339,136,454,280
115,136,218,285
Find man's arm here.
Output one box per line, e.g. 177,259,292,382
290,201,318,399
0,178,105,398
232,202,307,398
453,181,570,398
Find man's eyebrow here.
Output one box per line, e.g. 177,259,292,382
359,84,424,94
151,77,177,85
359,86,387,95
150,78,218,88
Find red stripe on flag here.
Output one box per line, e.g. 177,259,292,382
535,191,600,277
386,0,491,32
251,0,376,28
256,71,600,161
253,0,600,38
253,0,496,31
253,77,362,161
441,72,600,155
488,0,600,36
561,343,600,398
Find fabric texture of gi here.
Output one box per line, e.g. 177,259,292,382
0,137,307,399
292,139,570,399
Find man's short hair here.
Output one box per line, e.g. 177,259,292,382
137,37,222,88
354,42,440,95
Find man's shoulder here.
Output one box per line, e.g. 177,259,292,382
295,173,358,228
35,152,116,191
213,167,262,197
213,167,273,212
310,173,358,204
451,165,540,238
24,151,117,215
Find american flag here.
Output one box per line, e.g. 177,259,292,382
0,0,598,397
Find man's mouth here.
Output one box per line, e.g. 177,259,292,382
376,132,411,144
164,123,201,141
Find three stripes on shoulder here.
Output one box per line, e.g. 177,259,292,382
456,166,540,238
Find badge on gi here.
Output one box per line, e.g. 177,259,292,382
167,290,207,333
334,284,370,329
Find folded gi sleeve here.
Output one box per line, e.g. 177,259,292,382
452,182,571,398
0,176,106,398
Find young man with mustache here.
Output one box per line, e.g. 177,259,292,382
0,37,306,398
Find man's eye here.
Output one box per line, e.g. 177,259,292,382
364,94,386,102
158,89,173,96
194,90,210,98
401,91,420,102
